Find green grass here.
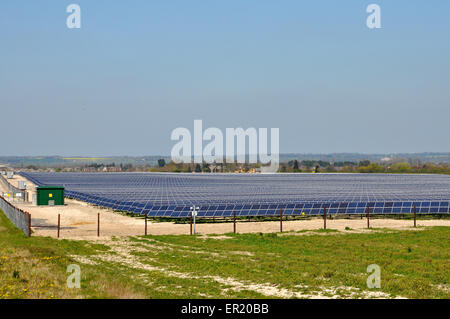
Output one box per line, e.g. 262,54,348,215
0,211,143,299
0,210,448,299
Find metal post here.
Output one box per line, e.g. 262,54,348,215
233,211,236,234
97,213,100,237
193,211,196,235
367,207,370,229
190,206,199,235
323,205,327,230
145,214,148,236
57,214,60,238
280,209,283,232
414,205,416,228
190,212,193,235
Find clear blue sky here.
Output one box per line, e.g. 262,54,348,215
1,1,449,156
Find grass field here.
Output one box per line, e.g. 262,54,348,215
0,210,449,299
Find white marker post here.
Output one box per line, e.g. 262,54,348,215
190,206,199,235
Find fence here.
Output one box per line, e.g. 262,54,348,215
0,195,31,236
0,174,28,202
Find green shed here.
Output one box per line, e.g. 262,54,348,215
36,186,64,206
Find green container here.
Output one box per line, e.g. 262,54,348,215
36,186,64,206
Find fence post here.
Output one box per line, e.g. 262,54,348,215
280,209,283,232
28,213,31,237
190,211,193,235
57,214,60,238
145,214,148,236
97,213,100,237
233,211,236,234
323,205,327,230
367,207,370,229
414,205,416,228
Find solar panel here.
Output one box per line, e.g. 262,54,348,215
19,172,450,217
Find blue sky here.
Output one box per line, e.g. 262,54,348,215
1,1,449,156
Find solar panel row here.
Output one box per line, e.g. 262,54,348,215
20,172,450,218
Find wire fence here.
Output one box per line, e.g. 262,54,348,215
0,194,31,236
0,174,28,202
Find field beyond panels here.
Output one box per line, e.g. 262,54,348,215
1,210,449,299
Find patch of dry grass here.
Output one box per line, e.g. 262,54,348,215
0,210,144,299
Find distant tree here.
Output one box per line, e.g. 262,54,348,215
334,161,357,167
358,163,382,173
157,159,166,167
391,162,411,173
194,164,202,173
120,163,133,171
293,160,299,171
302,160,315,167
359,160,371,167
317,160,330,167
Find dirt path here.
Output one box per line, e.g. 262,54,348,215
21,200,450,239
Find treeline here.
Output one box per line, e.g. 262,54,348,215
149,159,450,175
36,160,259,173
22,159,450,175
149,161,260,173
51,163,134,172
279,160,450,174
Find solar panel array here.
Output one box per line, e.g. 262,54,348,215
19,172,450,217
